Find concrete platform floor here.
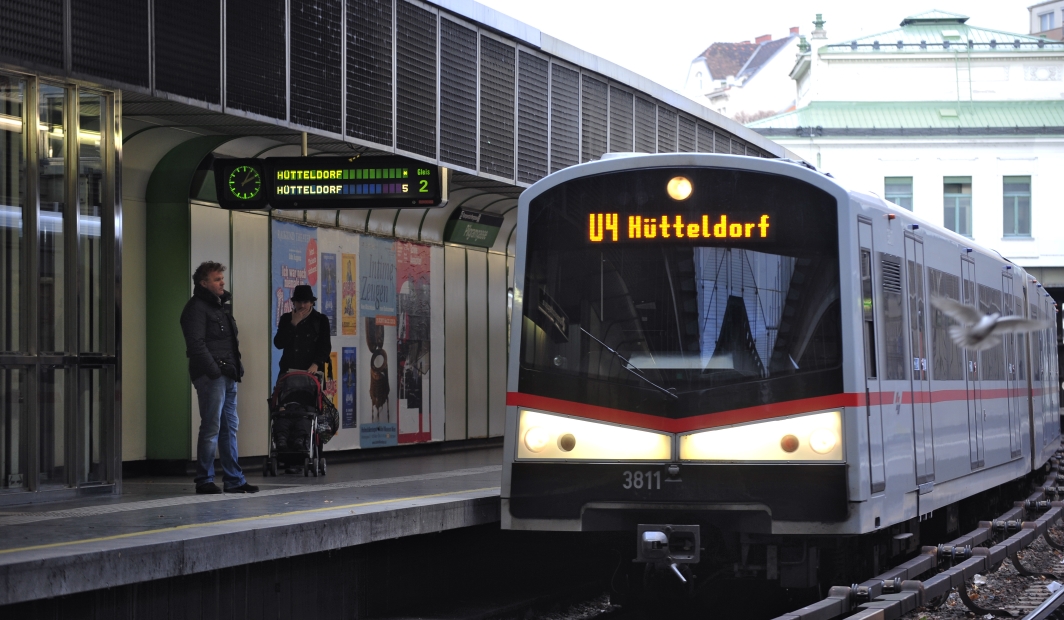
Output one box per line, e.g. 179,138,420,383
0,446,503,605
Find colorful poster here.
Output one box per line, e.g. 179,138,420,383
270,220,317,389
359,236,396,318
320,253,337,336
396,242,431,443
317,229,359,451
359,236,397,448
342,347,356,428
341,253,357,336
324,351,339,409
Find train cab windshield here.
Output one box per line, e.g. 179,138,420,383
519,165,842,418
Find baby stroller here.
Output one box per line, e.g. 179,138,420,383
264,371,337,477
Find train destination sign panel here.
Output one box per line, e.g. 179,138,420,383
587,212,774,243
214,155,444,210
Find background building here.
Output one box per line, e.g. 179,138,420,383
684,28,801,122
749,10,1064,292
1031,0,1064,40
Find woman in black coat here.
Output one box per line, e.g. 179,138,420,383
273,284,332,375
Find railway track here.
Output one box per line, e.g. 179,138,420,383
775,455,1064,620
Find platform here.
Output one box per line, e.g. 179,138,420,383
0,447,503,606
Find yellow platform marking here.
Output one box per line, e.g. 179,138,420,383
0,487,500,557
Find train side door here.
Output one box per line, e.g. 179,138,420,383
905,234,934,484
1002,270,1022,458
962,257,984,469
859,218,886,493
1023,283,1041,459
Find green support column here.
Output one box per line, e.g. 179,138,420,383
145,136,232,460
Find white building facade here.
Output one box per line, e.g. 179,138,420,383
749,10,1064,289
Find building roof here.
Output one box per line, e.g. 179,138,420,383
746,100,1064,132
899,9,969,25
696,35,796,81
737,37,793,80
697,42,759,80
820,8,1064,54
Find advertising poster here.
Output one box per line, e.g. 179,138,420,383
320,253,337,336
324,351,339,409
342,347,356,428
315,229,359,450
270,220,317,389
359,236,398,448
341,253,358,336
396,242,432,443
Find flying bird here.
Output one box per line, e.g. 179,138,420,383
930,295,1049,352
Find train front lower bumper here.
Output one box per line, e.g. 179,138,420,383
506,462,848,532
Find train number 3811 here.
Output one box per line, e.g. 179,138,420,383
622,470,662,490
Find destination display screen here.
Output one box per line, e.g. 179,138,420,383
214,155,444,210
588,212,774,243
269,156,442,208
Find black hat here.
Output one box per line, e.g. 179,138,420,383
292,285,317,302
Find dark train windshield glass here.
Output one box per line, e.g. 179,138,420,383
518,165,842,418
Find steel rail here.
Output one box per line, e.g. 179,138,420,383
772,456,1064,620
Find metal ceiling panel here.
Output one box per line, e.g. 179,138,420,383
346,0,393,146
439,18,478,171
479,35,516,179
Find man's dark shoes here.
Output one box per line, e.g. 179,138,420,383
226,483,259,493
195,482,222,495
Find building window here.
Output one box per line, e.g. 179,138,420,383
943,176,972,237
1040,11,1056,31
1003,176,1031,237
884,177,913,211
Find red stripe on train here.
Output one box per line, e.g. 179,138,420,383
507,388,1055,433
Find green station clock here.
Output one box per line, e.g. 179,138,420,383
227,164,262,200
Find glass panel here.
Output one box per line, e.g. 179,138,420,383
1017,196,1031,235
79,366,109,483
39,365,69,487
1003,199,1016,235
38,84,66,353
958,197,971,236
944,203,957,232
0,367,26,491
78,92,105,353
884,176,913,211
0,76,24,353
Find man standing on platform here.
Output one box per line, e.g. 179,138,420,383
180,261,259,495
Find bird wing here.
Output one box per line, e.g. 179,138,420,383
949,325,1002,351
991,317,1051,335
930,295,983,325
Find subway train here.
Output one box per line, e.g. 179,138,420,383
500,153,1061,589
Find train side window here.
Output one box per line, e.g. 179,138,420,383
861,249,877,378
880,253,908,380
928,267,963,380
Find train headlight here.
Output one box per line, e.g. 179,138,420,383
523,426,550,453
809,428,838,454
679,411,843,462
517,410,672,460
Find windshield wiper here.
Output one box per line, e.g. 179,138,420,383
580,327,678,400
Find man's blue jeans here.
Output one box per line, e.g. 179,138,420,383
192,374,246,489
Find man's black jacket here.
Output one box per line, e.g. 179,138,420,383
273,309,332,373
179,284,244,382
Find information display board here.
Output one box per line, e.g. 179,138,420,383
214,155,445,210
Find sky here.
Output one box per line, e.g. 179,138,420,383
473,0,1035,93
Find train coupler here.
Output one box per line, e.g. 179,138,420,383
635,524,700,584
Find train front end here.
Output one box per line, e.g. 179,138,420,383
502,155,856,557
